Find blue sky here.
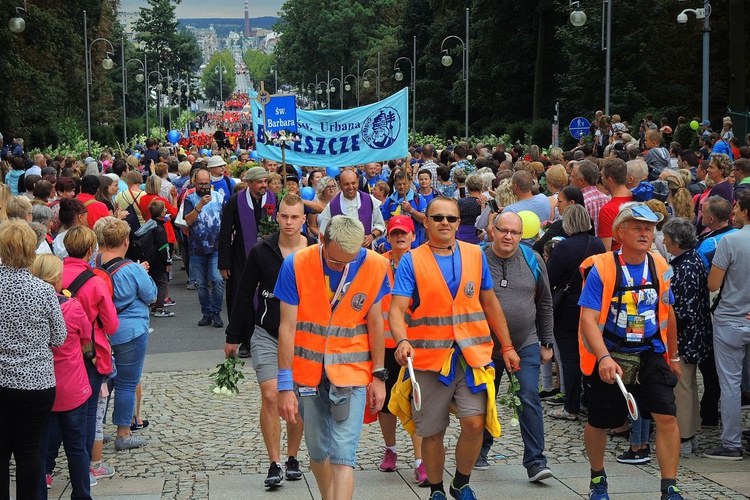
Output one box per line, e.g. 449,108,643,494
119,0,284,18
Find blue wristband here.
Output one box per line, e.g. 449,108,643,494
277,369,294,392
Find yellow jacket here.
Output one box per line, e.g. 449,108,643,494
388,350,502,438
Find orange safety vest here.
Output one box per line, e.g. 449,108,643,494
292,245,389,387
406,241,492,371
578,251,672,376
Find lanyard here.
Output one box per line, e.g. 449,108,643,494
320,245,351,310
617,251,648,305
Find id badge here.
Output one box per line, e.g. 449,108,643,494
297,386,319,397
625,315,645,343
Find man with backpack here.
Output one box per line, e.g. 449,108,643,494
480,211,555,482
115,171,146,231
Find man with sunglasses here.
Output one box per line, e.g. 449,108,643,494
479,212,555,482
578,202,683,500
388,197,519,500
276,215,390,500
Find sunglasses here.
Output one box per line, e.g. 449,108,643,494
428,214,459,223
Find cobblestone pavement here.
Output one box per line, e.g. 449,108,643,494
36,361,750,499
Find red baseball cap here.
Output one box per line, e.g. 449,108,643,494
387,215,415,234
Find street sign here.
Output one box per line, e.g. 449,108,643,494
264,95,298,133
569,116,591,139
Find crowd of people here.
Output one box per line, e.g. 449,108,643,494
1,114,750,500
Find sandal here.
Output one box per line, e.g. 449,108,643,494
547,407,578,421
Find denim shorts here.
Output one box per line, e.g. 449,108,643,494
298,378,366,467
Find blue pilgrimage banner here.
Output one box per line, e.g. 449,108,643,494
251,88,409,167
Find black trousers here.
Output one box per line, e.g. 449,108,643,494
0,386,55,500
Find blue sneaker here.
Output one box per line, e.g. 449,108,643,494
589,476,609,500
661,485,685,500
449,483,478,500
429,491,447,500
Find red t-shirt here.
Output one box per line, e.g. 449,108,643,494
597,195,633,251
77,193,110,229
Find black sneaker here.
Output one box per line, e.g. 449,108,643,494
198,315,213,327
264,462,283,487
538,388,561,401
285,456,302,481
212,314,224,328
616,447,650,464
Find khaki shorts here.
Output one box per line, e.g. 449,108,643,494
412,364,486,438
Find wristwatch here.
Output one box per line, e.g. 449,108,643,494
372,368,390,381
542,343,554,349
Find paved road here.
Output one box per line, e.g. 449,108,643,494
14,270,750,499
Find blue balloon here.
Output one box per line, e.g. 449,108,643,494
249,150,258,160
230,155,237,162
293,165,302,181
200,148,209,156
206,150,213,157
167,129,181,144
134,152,141,159
326,166,340,178
301,186,315,201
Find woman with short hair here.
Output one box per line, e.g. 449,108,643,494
95,217,157,451
52,198,88,258
0,220,67,499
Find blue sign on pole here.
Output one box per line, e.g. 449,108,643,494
569,116,591,139
264,95,298,133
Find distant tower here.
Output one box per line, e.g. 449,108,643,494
244,0,250,37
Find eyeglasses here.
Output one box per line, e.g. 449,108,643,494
428,214,459,223
493,227,522,237
324,246,357,266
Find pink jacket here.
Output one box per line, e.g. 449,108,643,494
52,297,92,412
62,258,119,374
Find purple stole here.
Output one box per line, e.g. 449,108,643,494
237,189,277,257
329,193,374,234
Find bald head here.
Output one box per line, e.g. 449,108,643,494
495,211,523,229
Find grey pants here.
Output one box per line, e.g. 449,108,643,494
713,322,750,449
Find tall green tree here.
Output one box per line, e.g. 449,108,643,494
202,51,236,101
243,50,274,88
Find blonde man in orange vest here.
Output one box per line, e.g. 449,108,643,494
375,215,427,485
389,197,520,500
578,202,684,500
276,215,390,500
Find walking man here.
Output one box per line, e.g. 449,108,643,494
389,197,520,500
579,202,684,500
225,193,312,487
480,212,555,481
276,215,390,500
219,167,277,357
183,168,225,327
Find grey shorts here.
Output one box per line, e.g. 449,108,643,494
412,364,486,438
250,325,278,383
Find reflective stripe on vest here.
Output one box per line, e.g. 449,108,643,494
578,251,672,376
292,245,389,386
406,241,492,371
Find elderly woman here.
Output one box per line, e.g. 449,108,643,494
545,205,605,420
662,218,715,456
455,173,484,244
305,175,338,239
697,153,734,232
94,217,156,451
0,220,67,499
32,204,55,254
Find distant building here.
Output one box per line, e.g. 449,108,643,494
244,0,251,38
118,11,139,38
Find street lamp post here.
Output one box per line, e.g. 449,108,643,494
394,36,417,134
307,83,317,109
269,67,278,94
124,54,147,144
215,61,227,105
344,73,358,108
568,0,611,115
316,81,328,109
440,7,470,141
84,10,116,154
147,70,164,138
677,1,711,121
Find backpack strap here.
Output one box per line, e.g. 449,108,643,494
224,176,233,195
519,244,540,284
66,269,96,296
83,199,97,208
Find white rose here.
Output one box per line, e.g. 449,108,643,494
212,387,221,394
509,417,519,427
